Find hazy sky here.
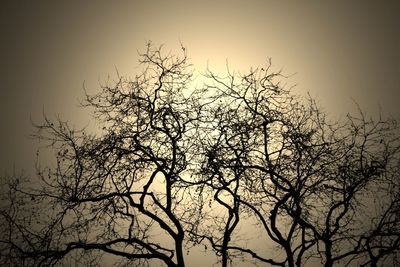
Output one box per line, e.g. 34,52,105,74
1,0,400,171
1,1,400,266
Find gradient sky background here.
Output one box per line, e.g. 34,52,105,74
1,1,400,172
0,1,400,266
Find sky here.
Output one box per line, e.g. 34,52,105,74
1,1,400,172
0,1,399,265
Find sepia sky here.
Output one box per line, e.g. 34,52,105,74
0,0,400,180
1,1,400,266
1,0,400,182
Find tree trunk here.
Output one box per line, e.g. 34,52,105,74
175,238,185,267
324,240,333,267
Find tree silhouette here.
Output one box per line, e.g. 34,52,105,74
1,44,399,267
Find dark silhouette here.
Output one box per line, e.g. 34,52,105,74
1,43,399,267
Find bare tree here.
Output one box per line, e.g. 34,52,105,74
194,62,400,267
0,43,204,267
1,44,399,267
